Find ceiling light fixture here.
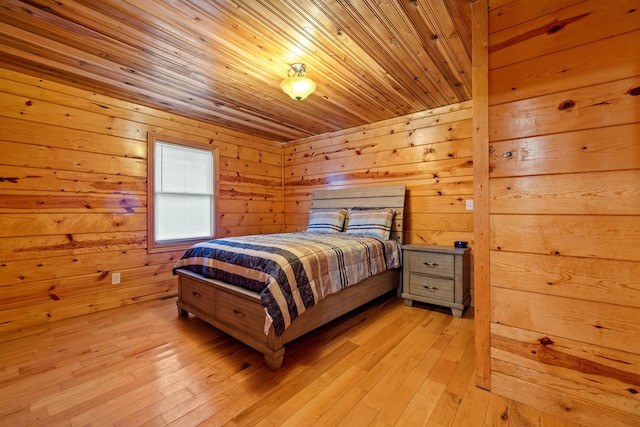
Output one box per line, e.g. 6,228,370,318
280,63,316,101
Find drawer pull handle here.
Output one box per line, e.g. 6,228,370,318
233,309,246,318
192,291,201,298
423,262,439,268
422,285,439,292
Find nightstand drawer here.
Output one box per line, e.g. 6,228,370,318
408,274,454,302
407,251,455,277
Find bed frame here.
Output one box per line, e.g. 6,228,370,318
175,185,406,370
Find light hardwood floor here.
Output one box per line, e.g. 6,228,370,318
0,294,585,426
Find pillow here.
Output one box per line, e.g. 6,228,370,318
306,209,347,233
346,208,395,239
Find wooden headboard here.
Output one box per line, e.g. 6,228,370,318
309,185,407,244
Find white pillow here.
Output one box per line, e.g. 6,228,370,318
306,209,347,233
346,208,395,239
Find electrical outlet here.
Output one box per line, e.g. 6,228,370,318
465,199,474,211
112,272,121,285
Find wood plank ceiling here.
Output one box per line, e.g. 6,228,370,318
0,0,472,142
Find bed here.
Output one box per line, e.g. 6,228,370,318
173,185,406,370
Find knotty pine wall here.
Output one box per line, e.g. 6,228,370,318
0,68,283,335
283,100,474,284
485,0,640,425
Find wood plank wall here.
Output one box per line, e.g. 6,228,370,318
0,64,475,334
283,100,474,283
0,68,283,336
486,1,640,425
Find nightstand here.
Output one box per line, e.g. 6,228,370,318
401,244,470,317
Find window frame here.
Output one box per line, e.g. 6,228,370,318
147,133,219,254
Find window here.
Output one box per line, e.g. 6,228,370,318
147,134,217,253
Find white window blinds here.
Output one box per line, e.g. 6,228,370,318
154,141,214,243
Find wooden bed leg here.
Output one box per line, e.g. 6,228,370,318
177,303,189,317
264,347,285,371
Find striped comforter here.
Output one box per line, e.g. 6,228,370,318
172,232,402,336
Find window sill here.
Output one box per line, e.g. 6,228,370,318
147,238,211,254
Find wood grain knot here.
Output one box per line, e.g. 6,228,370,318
546,23,565,34
538,337,555,346
558,100,575,110
628,86,640,96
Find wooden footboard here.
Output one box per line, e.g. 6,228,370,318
176,268,400,370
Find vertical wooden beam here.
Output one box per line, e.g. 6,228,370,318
471,0,491,390
281,143,286,232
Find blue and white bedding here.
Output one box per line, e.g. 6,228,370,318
172,232,401,336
